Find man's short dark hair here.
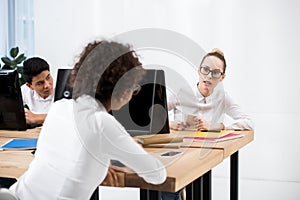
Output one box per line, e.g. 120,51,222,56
23,57,50,84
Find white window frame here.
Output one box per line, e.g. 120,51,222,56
0,0,34,57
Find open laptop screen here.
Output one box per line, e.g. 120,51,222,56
111,69,170,136
0,69,27,131
54,68,73,102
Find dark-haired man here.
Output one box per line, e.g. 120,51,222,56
21,57,54,124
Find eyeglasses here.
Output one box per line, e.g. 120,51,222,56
131,84,141,95
199,66,224,79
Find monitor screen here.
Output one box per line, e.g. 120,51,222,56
54,68,73,102
111,69,170,136
0,69,27,130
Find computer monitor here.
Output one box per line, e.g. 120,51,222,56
0,69,27,131
54,68,73,102
111,69,170,136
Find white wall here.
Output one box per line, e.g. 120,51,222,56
0,1,8,56
34,0,101,79
34,0,300,199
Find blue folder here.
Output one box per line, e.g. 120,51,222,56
0,138,38,150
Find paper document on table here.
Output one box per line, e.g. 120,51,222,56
137,134,183,145
185,130,235,139
184,130,243,142
192,133,243,142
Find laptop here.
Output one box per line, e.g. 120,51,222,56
0,69,27,130
111,70,170,167
111,69,170,136
54,68,73,102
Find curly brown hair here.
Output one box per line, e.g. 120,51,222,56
69,40,145,107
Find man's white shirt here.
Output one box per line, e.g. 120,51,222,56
21,84,54,114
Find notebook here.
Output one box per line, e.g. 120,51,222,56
190,133,243,142
184,130,243,142
185,130,235,139
0,138,38,150
137,134,183,145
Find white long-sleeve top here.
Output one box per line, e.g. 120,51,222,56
10,95,166,200
168,84,254,130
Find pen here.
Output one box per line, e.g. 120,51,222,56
24,104,30,110
201,130,221,132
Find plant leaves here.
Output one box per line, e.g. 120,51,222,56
10,60,17,69
15,54,26,64
10,47,19,58
17,66,24,79
17,66,24,72
1,57,13,65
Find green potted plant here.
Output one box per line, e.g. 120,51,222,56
1,47,27,85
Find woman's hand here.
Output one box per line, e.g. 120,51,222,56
100,167,119,187
195,118,225,131
195,118,211,131
169,121,187,131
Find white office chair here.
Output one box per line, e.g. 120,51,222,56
0,188,18,200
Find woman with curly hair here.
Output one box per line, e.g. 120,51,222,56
9,40,166,199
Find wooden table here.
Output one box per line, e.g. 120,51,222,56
191,131,253,200
129,130,254,200
0,128,40,139
0,150,34,178
0,131,37,179
180,130,254,200
121,147,224,192
0,129,254,200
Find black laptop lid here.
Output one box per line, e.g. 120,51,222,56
111,69,170,136
54,68,73,102
0,69,27,131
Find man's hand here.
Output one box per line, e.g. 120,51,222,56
100,167,119,187
24,108,46,124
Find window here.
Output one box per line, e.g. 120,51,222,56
0,0,8,56
0,0,34,57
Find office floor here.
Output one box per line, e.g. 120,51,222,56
213,176,300,200
99,186,139,199
99,177,300,200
